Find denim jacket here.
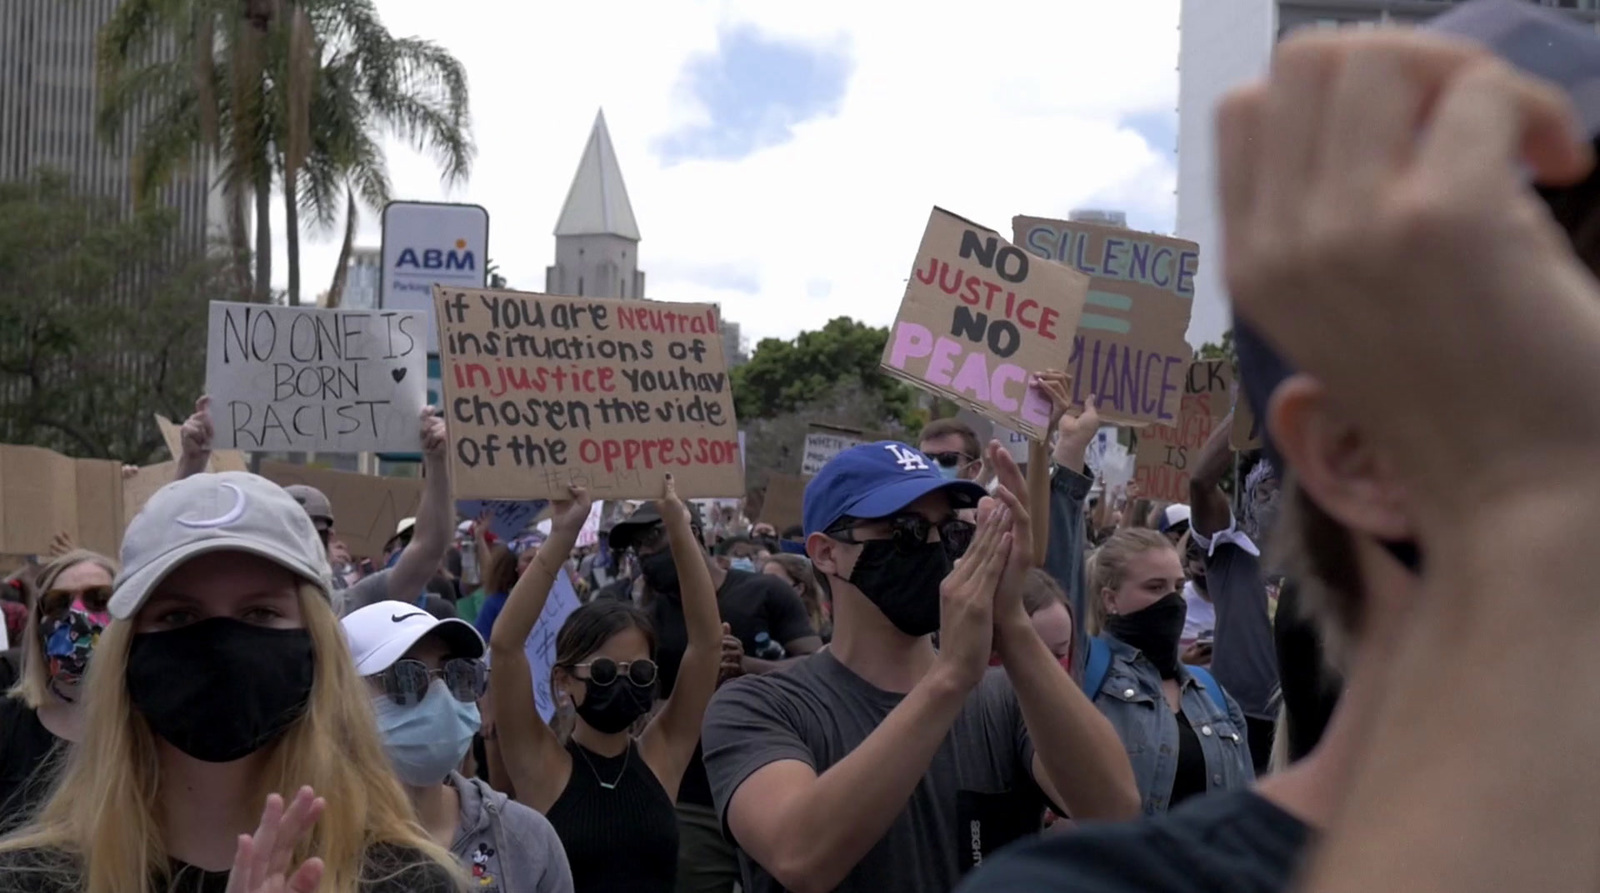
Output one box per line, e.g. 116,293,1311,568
1091,635,1256,816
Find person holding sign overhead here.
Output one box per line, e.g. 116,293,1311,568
177,397,458,618
490,476,722,893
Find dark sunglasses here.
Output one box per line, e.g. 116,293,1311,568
573,657,658,688
828,514,975,559
40,586,112,618
925,451,971,470
372,657,488,707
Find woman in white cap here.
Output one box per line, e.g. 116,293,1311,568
343,599,573,893
0,472,458,893
0,551,116,831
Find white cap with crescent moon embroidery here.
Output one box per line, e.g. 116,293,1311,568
111,472,333,620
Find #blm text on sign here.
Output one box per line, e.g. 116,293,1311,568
433,286,744,501
1134,359,1233,503
205,302,427,453
881,207,1089,441
1013,216,1200,427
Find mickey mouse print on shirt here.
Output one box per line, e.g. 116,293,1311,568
470,843,498,890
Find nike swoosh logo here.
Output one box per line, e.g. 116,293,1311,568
391,612,427,623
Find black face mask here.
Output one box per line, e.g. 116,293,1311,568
126,617,316,763
847,539,951,638
1105,591,1188,679
574,678,655,735
639,551,679,596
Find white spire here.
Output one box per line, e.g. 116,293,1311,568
553,109,641,241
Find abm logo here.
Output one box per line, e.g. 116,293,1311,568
396,238,476,272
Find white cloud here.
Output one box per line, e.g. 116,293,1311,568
273,0,1181,351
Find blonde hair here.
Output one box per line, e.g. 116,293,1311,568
763,554,827,632
6,550,119,710
1084,529,1175,636
0,582,462,893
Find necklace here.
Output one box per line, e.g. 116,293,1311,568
574,741,630,791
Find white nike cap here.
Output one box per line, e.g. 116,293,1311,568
112,472,332,620
341,599,485,676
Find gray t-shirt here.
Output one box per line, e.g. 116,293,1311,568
1192,524,1280,721
338,569,392,617
703,650,1047,893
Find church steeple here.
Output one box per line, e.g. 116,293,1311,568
553,110,641,241
546,110,646,300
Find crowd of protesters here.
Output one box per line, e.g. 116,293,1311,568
3,2,1597,892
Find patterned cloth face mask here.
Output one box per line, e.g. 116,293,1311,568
41,586,112,688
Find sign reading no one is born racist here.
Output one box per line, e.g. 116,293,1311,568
881,207,1090,441
205,302,427,452
1012,216,1200,428
432,286,744,501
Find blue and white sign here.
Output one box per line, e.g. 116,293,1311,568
380,201,489,354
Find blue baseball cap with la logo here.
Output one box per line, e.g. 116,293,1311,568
803,441,989,537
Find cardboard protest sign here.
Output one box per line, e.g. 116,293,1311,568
883,208,1089,441
123,462,177,528
1134,360,1233,502
520,569,581,722
155,415,248,472
759,473,810,532
205,302,427,453
433,286,744,500
457,499,548,541
0,446,124,558
1013,216,1200,427
801,424,871,476
258,461,422,560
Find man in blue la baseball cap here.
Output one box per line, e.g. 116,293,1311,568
702,438,1140,893
801,440,987,637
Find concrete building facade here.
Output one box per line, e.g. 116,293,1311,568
1176,0,1600,343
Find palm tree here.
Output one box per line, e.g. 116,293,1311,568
97,0,474,305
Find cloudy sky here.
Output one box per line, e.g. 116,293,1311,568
271,0,1209,352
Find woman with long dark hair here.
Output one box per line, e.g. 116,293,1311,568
489,478,720,893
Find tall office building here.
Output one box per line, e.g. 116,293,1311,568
1176,0,1600,343
546,110,646,300
0,0,220,454
340,247,383,310
0,0,216,251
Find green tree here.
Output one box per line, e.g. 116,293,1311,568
0,170,237,462
1197,329,1236,362
731,317,920,426
98,0,474,307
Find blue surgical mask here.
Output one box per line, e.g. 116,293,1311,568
372,678,481,786
936,463,960,481
729,557,756,572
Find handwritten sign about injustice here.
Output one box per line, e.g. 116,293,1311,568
433,285,744,500
205,302,426,452
1133,360,1233,502
882,208,1089,440
1013,216,1200,427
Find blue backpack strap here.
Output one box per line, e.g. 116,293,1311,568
1185,664,1228,714
1080,636,1111,702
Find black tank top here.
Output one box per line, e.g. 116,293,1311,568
545,739,678,893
